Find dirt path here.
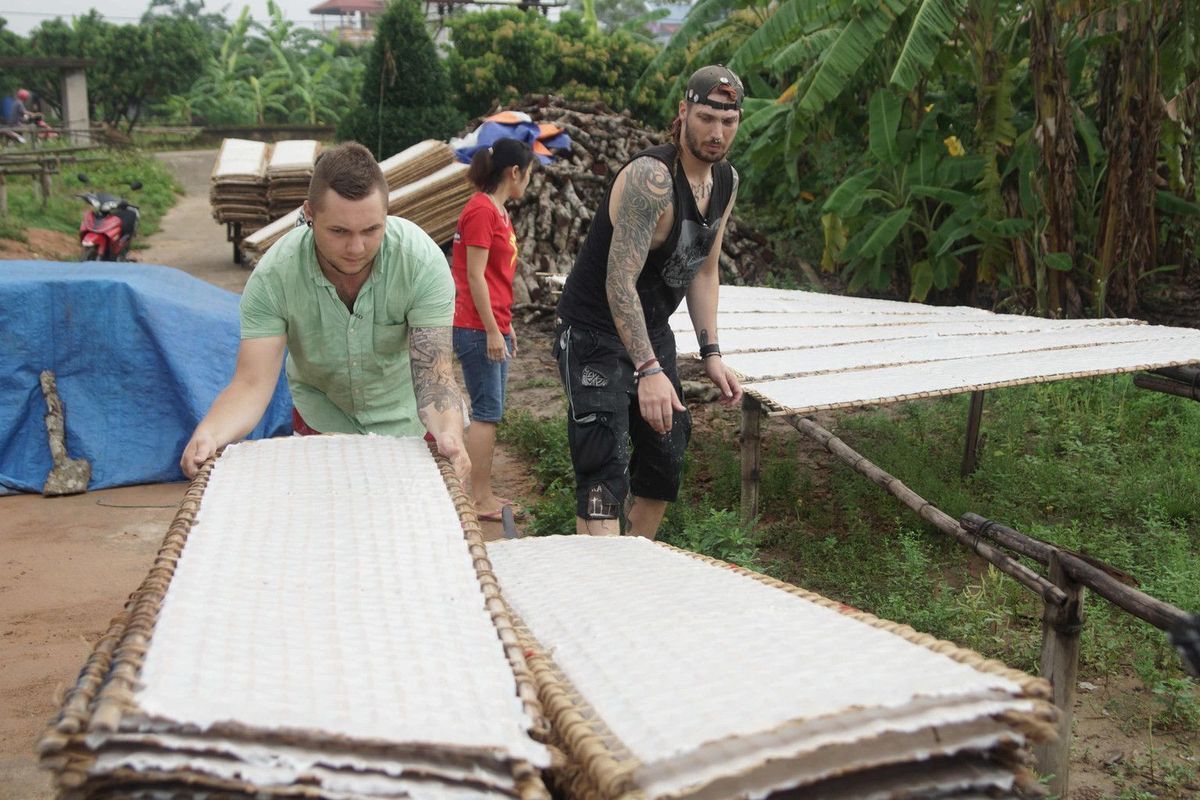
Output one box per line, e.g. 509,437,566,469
138,149,253,293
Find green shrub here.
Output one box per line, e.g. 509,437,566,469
445,10,665,121
338,0,463,157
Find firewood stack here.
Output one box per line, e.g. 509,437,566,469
488,97,776,306
209,138,270,234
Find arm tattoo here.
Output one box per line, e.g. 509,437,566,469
698,328,709,347
410,326,458,414
606,157,673,366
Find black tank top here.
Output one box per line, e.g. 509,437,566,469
557,143,734,336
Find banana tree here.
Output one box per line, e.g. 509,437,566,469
821,90,1029,299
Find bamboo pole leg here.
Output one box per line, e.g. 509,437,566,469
0,173,7,216
740,394,762,526
1035,551,1085,799
961,390,985,476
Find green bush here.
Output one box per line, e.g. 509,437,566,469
338,0,463,157
445,10,665,120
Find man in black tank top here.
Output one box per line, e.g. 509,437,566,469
553,65,745,538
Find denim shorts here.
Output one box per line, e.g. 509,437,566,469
453,326,512,423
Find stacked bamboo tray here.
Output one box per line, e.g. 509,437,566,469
38,435,549,799
266,139,320,219
209,138,270,233
488,535,1057,800
387,162,473,246
239,140,460,267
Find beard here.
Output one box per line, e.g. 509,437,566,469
683,120,730,163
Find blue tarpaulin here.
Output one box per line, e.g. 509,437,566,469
453,115,572,165
0,261,291,494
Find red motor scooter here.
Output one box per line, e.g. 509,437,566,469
77,173,141,261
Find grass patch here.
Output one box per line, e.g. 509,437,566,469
746,376,1200,732
0,148,181,247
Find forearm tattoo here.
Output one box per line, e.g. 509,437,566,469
606,157,673,366
410,327,459,414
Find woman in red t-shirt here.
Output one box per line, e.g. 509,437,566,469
451,138,534,520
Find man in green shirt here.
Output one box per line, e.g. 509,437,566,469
180,142,469,479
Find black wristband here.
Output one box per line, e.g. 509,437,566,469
699,343,722,359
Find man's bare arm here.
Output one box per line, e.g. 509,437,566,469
606,157,673,367
410,326,470,479
179,335,286,477
410,326,460,416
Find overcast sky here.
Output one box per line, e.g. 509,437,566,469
3,0,333,36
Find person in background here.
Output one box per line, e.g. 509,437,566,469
5,88,30,126
552,65,746,538
450,138,534,520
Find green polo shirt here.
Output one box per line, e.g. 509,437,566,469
240,216,453,436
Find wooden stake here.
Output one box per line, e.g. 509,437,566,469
39,162,52,209
1035,551,1084,799
961,390,985,476
740,394,762,526
0,172,7,216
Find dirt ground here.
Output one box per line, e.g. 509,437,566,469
1,150,1195,800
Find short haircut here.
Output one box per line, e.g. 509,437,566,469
307,142,388,211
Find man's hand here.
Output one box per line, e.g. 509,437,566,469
435,429,471,485
486,329,508,362
703,356,743,406
180,429,218,479
509,326,518,357
638,371,686,434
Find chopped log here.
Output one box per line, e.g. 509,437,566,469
1133,372,1200,401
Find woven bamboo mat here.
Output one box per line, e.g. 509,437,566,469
724,322,1193,382
487,536,1053,800
668,286,1200,415
210,138,270,182
673,317,1138,354
267,140,320,175
39,435,549,799
387,163,473,245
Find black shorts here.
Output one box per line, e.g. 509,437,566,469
552,322,692,519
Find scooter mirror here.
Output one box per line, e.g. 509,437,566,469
130,181,143,190
77,173,89,183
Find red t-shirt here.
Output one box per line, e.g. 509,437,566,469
451,192,518,334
